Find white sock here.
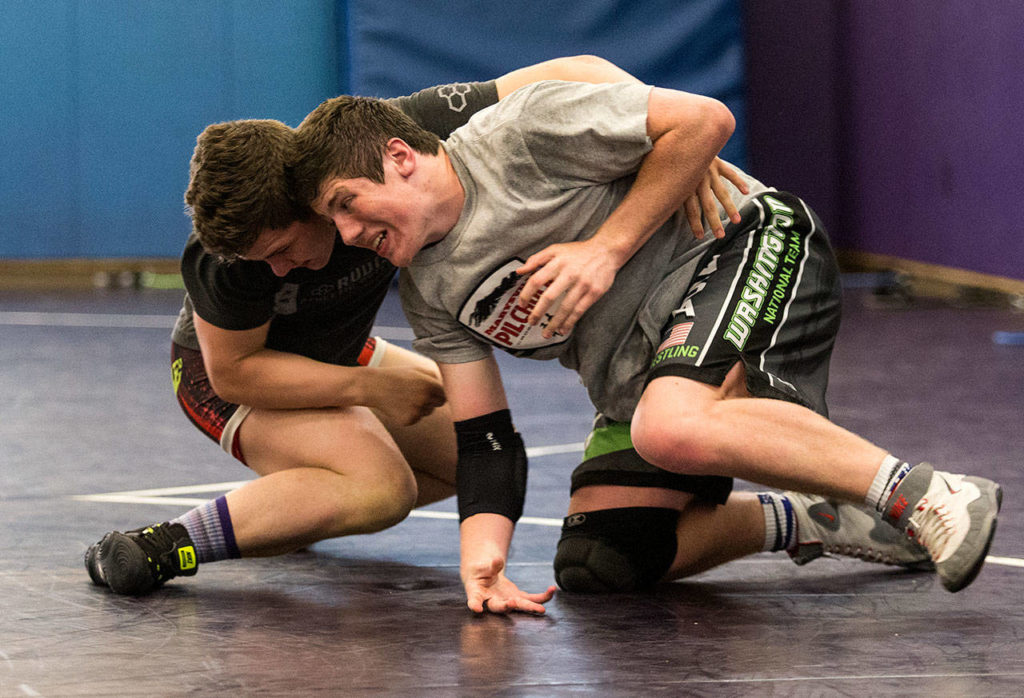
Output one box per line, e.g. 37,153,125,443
866,455,913,512
757,492,796,552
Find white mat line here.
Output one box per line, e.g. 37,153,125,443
63,490,1024,567
0,311,175,328
0,311,415,340
69,443,584,500
526,442,586,457
66,487,1024,568
985,555,1024,568
70,493,563,526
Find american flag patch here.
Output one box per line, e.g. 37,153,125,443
656,322,693,353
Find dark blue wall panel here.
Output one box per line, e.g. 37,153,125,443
0,0,338,259
1,0,742,259
347,0,747,169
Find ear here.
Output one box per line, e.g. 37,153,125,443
384,138,416,177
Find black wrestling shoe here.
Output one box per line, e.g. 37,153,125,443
84,522,199,595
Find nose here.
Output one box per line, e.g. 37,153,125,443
267,257,294,277
331,214,363,246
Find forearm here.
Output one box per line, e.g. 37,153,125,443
206,348,382,410
495,55,641,98
460,513,515,571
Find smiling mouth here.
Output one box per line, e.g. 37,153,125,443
373,231,387,252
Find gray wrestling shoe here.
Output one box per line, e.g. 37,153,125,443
882,463,1002,592
786,491,933,569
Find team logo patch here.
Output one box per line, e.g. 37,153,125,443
565,513,587,528
458,259,570,351
437,83,471,112
178,546,197,571
171,357,183,395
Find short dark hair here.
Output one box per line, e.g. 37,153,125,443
294,96,440,205
184,119,310,258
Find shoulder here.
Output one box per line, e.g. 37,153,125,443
180,233,275,300
386,81,500,139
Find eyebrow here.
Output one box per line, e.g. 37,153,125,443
243,240,288,262
327,189,352,211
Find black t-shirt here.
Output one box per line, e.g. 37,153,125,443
171,79,500,366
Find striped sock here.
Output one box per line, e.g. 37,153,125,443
172,495,240,564
866,455,913,512
757,492,796,552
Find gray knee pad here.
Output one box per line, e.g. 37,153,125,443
553,507,680,593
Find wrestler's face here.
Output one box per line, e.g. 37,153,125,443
243,216,336,276
313,149,437,268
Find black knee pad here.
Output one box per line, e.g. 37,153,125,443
553,507,680,593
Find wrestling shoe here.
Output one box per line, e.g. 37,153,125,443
882,463,1002,592
84,522,198,595
786,491,933,569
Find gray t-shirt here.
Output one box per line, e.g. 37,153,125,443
401,80,767,420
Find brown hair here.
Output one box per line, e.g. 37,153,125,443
294,96,440,205
184,119,310,258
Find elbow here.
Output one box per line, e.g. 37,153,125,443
563,54,612,70
703,97,735,152
204,364,247,405
549,55,639,84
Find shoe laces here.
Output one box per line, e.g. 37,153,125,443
128,524,181,577
907,495,955,559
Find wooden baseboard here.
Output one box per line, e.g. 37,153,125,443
836,250,1024,298
1,253,1021,297
0,258,181,290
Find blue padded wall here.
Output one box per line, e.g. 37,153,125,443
0,0,743,259
346,0,747,168
0,0,339,258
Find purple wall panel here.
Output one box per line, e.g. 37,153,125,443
745,1,1024,280
744,0,845,245
844,2,1023,279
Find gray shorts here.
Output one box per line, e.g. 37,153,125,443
646,191,842,418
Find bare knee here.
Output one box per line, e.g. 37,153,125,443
631,416,718,475
632,375,733,474
352,469,419,533
310,463,418,537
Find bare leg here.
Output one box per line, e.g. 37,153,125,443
230,404,419,556
664,492,764,579
371,343,457,507
227,343,458,557
632,362,887,502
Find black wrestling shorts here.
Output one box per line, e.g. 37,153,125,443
646,191,842,417
171,337,387,465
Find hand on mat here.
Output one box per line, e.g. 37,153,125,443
462,556,556,615
368,366,446,426
683,157,749,240
516,237,617,339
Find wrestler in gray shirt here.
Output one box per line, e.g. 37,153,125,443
401,80,768,421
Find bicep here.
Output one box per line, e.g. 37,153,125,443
192,311,271,378
438,355,510,421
